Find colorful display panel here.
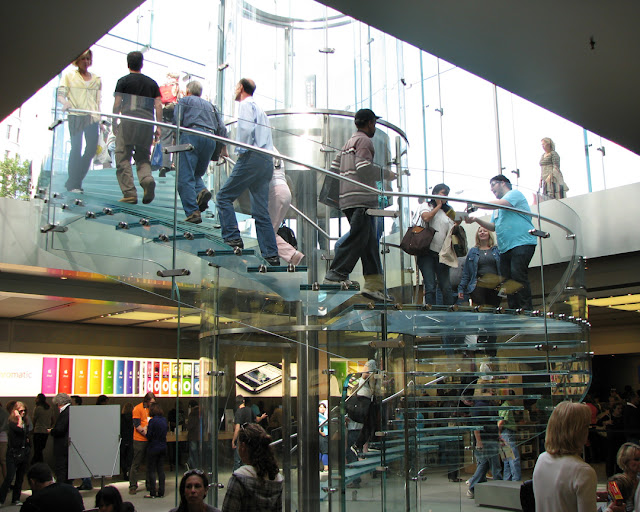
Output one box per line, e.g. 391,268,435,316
0,353,200,398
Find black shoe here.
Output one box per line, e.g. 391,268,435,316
158,167,170,177
185,211,202,224
225,238,244,250
265,256,281,266
197,188,212,212
141,179,156,204
76,484,93,491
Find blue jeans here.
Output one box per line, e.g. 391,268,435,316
468,441,502,491
325,208,383,281
66,117,99,190
177,130,216,215
188,440,200,469
417,250,453,305
216,151,278,258
499,244,535,310
501,430,521,481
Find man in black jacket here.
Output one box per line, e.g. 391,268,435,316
49,393,72,484
21,463,83,512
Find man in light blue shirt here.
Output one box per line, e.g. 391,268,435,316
216,78,279,265
466,175,537,310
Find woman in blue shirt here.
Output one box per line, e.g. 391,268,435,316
145,403,168,499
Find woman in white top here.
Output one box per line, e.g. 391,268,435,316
268,154,304,265
532,401,597,512
57,49,102,192
414,183,456,305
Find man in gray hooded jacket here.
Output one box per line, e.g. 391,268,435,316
323,109,396,302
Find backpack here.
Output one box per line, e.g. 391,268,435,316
277,223,297,249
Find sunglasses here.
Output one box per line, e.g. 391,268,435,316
183,468,205,477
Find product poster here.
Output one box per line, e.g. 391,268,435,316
0,352,200,398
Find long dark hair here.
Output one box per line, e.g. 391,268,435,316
95,485,123,512
178,470,208,512
36,394,50,410
238,423,279,480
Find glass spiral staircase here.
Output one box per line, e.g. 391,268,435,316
35,90,589,512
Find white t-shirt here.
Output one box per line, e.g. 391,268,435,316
415,203,454,253
532,451,596,512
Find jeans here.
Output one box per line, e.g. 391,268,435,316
177,130,216,215
66,117,99,191
0,450,28,504
188,441,200,470
325,207,383,281
417,250,453,305
129,440,147,490
499,244,535,310
468,441,502,491
146,450,166,497
501,430,521,481
216,151,278,259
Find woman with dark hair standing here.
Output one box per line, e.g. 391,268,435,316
120,402,134,481
222,423,283,512
32,394,53,464
145,403,168,498
170,469,220,512
414,183,457,305
0,402,31,506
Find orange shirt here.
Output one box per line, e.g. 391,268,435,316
132,402,151,442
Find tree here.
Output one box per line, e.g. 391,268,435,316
0,155,31,200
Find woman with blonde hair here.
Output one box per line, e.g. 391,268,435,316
57,49,102,192
532,401,596,512
616,442,640,501
458,226,501,307
0,402,31,505
539,137,568,199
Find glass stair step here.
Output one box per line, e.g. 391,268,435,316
326,306,583,336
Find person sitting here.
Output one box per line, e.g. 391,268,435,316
170,469,220,512
222,423,283,512
21,463,84,512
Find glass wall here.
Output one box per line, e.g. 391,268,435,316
5,0,624,509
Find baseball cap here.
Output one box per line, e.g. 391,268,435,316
354,108,381,123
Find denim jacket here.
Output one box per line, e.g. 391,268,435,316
458,246,500,295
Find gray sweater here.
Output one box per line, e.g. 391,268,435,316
331,130,382,211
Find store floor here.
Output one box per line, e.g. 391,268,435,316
3,462,609,511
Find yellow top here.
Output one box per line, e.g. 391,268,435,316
60,69,102,123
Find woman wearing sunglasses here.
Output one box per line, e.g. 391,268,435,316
0,402,31,506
